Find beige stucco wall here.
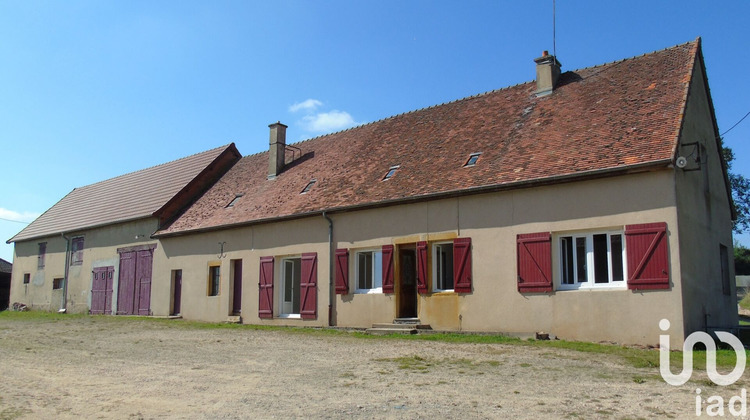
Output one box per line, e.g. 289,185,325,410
10,218,160,313
673,57,738,335
155,170,684,345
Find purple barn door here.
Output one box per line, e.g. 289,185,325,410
136,249,153,315
117,251,137,315
172,270,182,316
91,266,115,315
104,267,114,314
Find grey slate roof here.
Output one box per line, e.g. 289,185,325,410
8,144,237,243
0,258,11,274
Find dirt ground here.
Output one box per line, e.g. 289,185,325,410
0,316,746,419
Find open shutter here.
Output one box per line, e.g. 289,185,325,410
454,237,472,293
258,256,274,318
335,249,349,294
416,241,428,294
517,232,552,293
300,252,318,319
382,245,395,294
625,222,669,290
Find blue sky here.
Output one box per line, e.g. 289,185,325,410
1,1,749,262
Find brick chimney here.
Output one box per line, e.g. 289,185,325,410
267,121,287,179
534,50,561,97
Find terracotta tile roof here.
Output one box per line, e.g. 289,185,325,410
157,40,700,237
8,144,241,243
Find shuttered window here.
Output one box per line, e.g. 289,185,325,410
355,249,383,293
625,222,670,290
335,249,349,294
558,231,626,289
517,232,553,293
71,237,84,266
258,256,274,318
382,245,395,293
300,253,318,319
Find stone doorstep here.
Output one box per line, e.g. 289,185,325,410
225,315,242,324
365,327,418,335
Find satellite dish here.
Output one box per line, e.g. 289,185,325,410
675,156,688,169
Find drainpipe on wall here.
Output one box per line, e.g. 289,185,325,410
60,233,70,313
322,211,334,327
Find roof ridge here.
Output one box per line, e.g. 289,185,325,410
73,143,234,190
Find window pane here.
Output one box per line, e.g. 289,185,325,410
358,252,374,290
561,237,574,284
610,235,624,282
575,237,587,283
593,234,608,283
436,244,454,290
292,259,301,314
284,261,293,301
373,251,382,289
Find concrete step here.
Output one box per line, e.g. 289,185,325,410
366,327,418,335
393,317,421,324
225,316,242,324
371,323,417,330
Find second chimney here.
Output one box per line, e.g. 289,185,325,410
534,51,561,97
268,121,287,179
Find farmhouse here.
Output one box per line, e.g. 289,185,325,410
8,38,737,345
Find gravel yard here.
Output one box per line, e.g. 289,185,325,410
0,314,746,419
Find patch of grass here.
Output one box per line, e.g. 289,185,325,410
739,293,750,311
632,376,646,384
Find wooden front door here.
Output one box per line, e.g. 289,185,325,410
117,246,154,315
231,259,242,315
91,266,114,315
398,248,418,318
172,270,182,316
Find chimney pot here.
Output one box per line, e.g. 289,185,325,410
533,53,561,97
542,50,548,56
268,121,288,179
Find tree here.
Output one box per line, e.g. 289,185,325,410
722,146,750,234
735,242,750,275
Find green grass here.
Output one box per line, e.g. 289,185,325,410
2,310,747,371
740,293,750,311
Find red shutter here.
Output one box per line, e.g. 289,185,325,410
453,238,472,293
300,252,318,319
258,256,274,318
416,241,428,294
335,249,349,294
625,222,670,290
382,245,395,294
517,232,552,293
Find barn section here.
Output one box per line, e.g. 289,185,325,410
6,144,242,314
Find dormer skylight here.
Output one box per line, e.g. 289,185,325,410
464,152,482,167
382,165,400,181
300,179,317,194
226,194,243,208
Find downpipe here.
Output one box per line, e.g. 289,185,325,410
323,211,334,327
60,233,70,313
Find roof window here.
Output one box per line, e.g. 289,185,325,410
301,179,317,194
226,194,243,208
464,152,482,167
382,165,400,181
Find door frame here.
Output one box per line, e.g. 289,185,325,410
396,244,418,318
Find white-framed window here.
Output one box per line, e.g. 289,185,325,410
355,250,382,293
433,242,454,291
280,256,302,317
558,231,626,289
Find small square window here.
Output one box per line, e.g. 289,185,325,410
300,179,317,194
433,242,454,291
23,273,30,284
382,165,400,181
355,250,383,293
464,152,482,167
208,265,220,296
53,278,64,290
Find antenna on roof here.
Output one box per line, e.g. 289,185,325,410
553,0,557,58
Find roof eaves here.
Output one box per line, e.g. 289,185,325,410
7,215,156,244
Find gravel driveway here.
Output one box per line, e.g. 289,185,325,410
0,315,745,419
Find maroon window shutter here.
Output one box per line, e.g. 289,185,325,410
258,256,274,318
300,252,318,319
453,238,472,293
335,249,349,294
416,241,428,294
382,245,395,294
625,222,670,290
517,232,552,293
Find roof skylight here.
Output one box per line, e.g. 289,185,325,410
301,179,317,194
464,152,482,167
226,194,243,208
382,165,400,181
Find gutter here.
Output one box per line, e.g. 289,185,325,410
60,233,70,313
322,211,334,327
154,159,673,239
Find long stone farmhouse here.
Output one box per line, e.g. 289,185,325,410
7,38,737,346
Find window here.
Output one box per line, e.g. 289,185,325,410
433,242,454,291
71,237,84,266
355,250,383,293
38,242,47,268
720,244,731,296
53,278,64,290
559,231,626,289
226,194,243,208
464,152,482,167
208,265,220,296
281,257,302,316
382,165,399,181
23,273,30,284
300,179,316,194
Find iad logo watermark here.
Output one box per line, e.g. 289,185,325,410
659,319,747,417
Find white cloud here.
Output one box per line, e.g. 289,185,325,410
301,111,358,133
289,99,323,113
0,208,41,223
